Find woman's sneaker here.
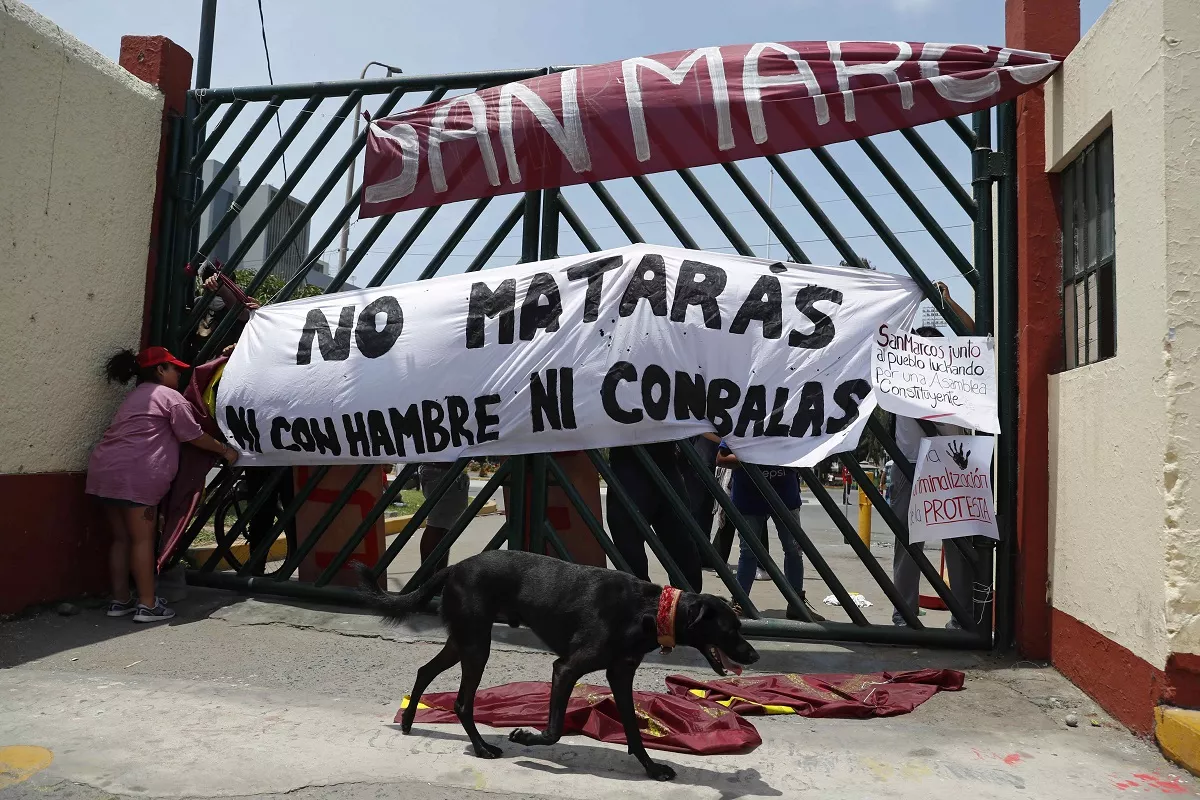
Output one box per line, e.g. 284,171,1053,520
106,596,138,617
133,598,176,623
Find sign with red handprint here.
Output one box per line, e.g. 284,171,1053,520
908,435,998,543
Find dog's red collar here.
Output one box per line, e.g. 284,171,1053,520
656,586,682,652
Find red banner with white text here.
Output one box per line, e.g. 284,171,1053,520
361,41,1059,216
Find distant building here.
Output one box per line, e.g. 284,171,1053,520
198,160,356,290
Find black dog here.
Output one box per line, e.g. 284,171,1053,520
355,550,759,780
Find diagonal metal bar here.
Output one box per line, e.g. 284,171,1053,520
367,206,441,287
740,462,870,625
765,155,863,268
189,96,323,257
324,212,395,293
466,198,525,273
272,464,377,581
810,145,968,334
590,182,645,243
558,195,601,252
900,128,976,215
369,458,472,580
798,468,923,628
676,169,754,256
483,521,510,552
182,90,366,335
191,97,224,130
676,440,804,620
310,463,420,586
167,466,239,569
417,197,493,280
629,445,758,612
190,99,246,170
842,458,978,632
856,137,978,287
584,449,696,593
946,115,978,149
632,175,700,249
399,462,512,592
544,454,632,573
200,467,287,573
189,98,283,225
542,519,574,563
239,464,333,576
721,162,808,263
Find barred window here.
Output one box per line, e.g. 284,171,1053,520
1061,129,1115,368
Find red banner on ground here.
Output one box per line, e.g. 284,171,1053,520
665,668,965,718
362,42,1059,216
399,681,761,755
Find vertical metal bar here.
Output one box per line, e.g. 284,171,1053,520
995,99,1020,651
195,0,218,90
972,110,994,335
152,115,184,346
528,454,548,556
520,191,541,263
539,188,560,260
507,456,527,551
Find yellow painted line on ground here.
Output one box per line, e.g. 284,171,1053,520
1156,706,1200,778
0,745,53,789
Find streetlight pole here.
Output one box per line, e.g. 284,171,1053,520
195,0,218,90
338,61,403,271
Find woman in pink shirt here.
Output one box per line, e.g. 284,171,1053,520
86,346,239,623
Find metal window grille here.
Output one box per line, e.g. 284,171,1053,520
1061,128,1115,368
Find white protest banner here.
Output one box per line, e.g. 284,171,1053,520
217,244,922,467
908,435,998,544
870,324,999,433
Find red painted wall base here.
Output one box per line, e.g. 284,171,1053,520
1052,608,1200,735
0,473,110,615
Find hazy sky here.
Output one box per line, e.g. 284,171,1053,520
23,0,1114,314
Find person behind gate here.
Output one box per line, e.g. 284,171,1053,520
87,347,239,623
888,282,979,629
716,441,824,622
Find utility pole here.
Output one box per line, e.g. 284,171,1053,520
195,0,218,90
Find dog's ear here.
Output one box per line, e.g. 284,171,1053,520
685,596,711,628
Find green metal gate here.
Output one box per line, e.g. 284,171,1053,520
152,66,1019,650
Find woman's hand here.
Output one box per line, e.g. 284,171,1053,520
224,445,240,465
203,275,220,293
221,343,236,357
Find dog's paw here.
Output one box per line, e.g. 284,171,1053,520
646,762,676,782
399,721,413,735
474,742,503,759
508,728,541,746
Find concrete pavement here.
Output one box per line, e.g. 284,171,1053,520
1,588,1195,799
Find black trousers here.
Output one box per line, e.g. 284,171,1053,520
244,467,296,571
606,448,702,592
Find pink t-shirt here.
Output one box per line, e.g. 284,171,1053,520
86,383,204,506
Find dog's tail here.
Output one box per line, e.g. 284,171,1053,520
353,561,449,624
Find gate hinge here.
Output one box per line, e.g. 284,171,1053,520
973,150,1011,182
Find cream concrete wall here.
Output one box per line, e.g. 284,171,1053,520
0,2,163,474
1045,0,1200,667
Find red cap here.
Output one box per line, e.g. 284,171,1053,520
136,346,189,370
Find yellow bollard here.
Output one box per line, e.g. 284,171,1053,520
857,483,872,547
